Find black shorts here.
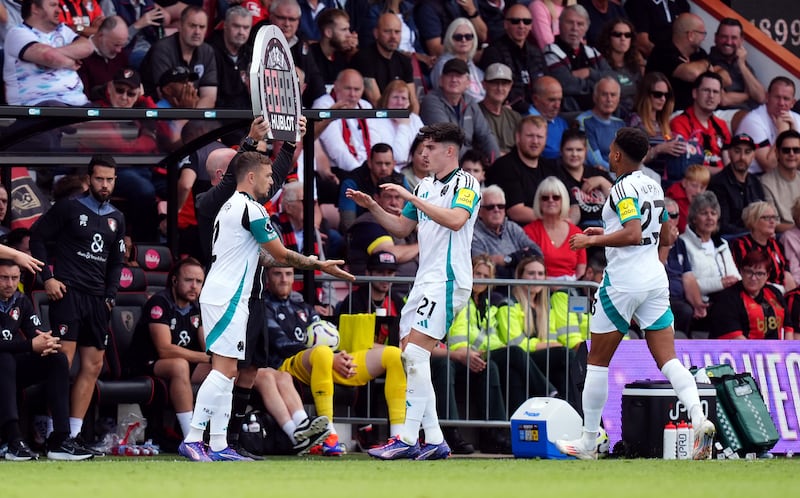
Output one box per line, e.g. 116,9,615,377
49,290,110,349
132,358,200,378
240,297,268,369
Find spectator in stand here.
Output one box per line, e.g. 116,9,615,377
371,80,424,171
140,5,218,108
669,71,731,178
101,0,168,68
58,0,103,37
269,0,327,107
709,133,765,238
556,129,612,229
624,0,689,59
429,17,485,102
313,69,385,177
576,76,625,171
476,0,507,44
709,250,793,340
543,4,611,113
4,0,94,107
709,17,766,112
0,184,8,237
0,258,93,461
357,0,421,56
400,135,430,189
523,176,586,280
479,4,546,114
628,72,686,178
128,257,210,439
349,12,419,113
528,0,573,51
337,143,408,234
307,8,358,85
77,15,130,99
208,6,252,109
731,201,797,293
782,198,800,286
460,149,485,187
413,0,487,57
471,185,542,279
577,0,627,47
645,13,730,112
736,76,800,174
479,63,521,155
346,174,419,278
760,130,800,234
420,58,501,163
665,165,710,234
528,76,568,160
595,17,642,120
487,115,558,225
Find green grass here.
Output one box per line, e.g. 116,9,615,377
3,455,799,498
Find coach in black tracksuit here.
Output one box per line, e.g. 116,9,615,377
193,116,302,448
30,155,126,447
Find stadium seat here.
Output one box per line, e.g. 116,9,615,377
134,244,173,295
116,265,149,307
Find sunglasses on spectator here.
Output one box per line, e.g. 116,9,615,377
481,203,506,211
668,212,679,219
742,268,768,279
506,18,532,25
114,86,138,98
272,14,300,22
610,31,633,39
650,91,670,99
759,215,779,222
452,33,474,42
780,147,800,154
541,194,561,201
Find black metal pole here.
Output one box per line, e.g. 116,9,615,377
302,120,317,304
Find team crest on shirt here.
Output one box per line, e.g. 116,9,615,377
58,324,68,336
108,218,117,232
191,315,200,329
441,185,449,197
237,341,244,352
9,307,19,321
296,310,307,323
150,305,163,320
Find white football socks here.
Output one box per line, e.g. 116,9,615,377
398,343,433,445
661,358,704,427
185,369,233,445
580,365,609,447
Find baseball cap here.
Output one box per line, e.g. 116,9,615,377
726,133,756,150
442,58,469,75
484,63,512,82
158,66,199,87
367,251,398,271
113,67,141,88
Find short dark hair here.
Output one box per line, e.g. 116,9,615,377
234,151,271,182
0,258,19,271
716,17,742,34
3,228,31,250
167,256,204,291
317,8,348,33
376,175,404,189
418,122,465,149
741,249,771,270
460,149,483,167
180,5,206,23
20,0,43,20
560,128,587,149
768,76,795,95
693,71,723,90
776,129,800,150
88,154,117,176
614,127,649,163
371,142,394,156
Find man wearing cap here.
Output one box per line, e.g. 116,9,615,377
77,16,130,100
479,63,521,155
478,3,545,115
736,76,800,174
140,5,218,108
708,133,765,237
347,176,418,278
760,130,800,234
420,57,501,162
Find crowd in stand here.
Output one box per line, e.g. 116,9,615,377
1,0,800,458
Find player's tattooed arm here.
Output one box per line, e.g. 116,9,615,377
283,250,320,270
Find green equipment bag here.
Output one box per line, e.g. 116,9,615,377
705,365,779,454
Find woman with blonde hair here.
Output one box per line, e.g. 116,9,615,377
374,80,424,171
429,17,485,101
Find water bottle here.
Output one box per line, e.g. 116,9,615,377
676,421,691,460
247,414,260,433
662,422,677,460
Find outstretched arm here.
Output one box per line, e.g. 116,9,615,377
346,187,417,238
261,238,354,281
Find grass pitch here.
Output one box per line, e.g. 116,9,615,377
2,455,798,498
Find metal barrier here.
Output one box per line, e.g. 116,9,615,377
317,274,599,430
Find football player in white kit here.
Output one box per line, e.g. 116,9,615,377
179,152,354,461
555,128,716,460
346,123,482,460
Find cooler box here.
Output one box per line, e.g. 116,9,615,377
621,380,717,458
510,397,582,459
